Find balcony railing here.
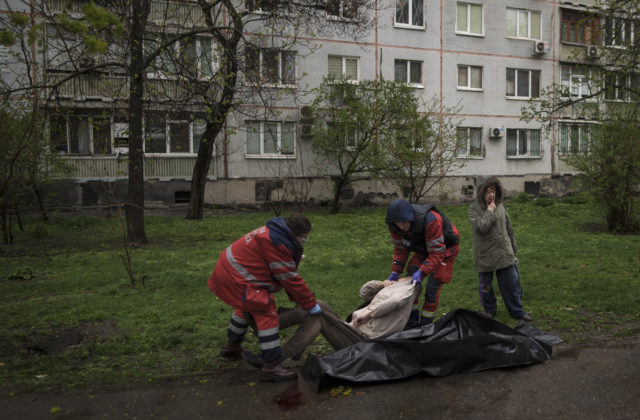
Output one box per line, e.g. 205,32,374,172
50,155,216,180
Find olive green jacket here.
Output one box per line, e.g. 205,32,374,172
468,177,517,272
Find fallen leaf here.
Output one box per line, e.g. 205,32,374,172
217,400,223,406
50,406,61,414
248,382,256,386
199,379,208,384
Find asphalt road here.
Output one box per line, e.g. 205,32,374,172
2,341,639,420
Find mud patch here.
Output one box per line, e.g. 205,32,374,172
25,320,119,355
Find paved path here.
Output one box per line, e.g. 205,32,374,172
2,342,639,419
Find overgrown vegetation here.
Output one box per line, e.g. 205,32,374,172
1,197,639,391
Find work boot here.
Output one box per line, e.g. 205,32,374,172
261,360,297,381
219,340,243,359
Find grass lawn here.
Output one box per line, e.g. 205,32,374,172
1,195,639,391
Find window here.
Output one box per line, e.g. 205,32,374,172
0,45,8,69
456,3,483,36
507,8,541,40
50,116,112,155
146,37,216,79
246,47,296,85
246,121,295,157
506,68,540,99
506,129,541,157
394,59,423,86
328,55,359,81
603,16,635,47
456,127,483,157
457,65,482,90
245,0,289,14
558,122,591,155
604,72,640,102
561,9,599,45
395,0,424,28
561,66,593,99
327,0,357,20
144,113,203,154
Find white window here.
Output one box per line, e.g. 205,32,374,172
604,16,635,47
328,55,359,82
507,8,541,40
144,114,203,154
457,65,482,90
0,45,8,69
50,116,112,155
245,0,290,14
395,0,424,29
456,3,483,36
327,0,357,20
506,68,540,99
456,127,483,157
246,47,296,86
246,121,296,157
146,37,216,79
506,129,541,157
394,59,423,86
558,122,591,155
561,66,593,99
605,72,640,102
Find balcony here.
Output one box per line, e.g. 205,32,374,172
50,155,216,180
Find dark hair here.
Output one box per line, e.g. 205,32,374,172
285,214,312,237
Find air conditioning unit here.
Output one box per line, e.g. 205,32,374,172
299,106,314,141
490,126,505,138
532,41,549,55
586,46,599,59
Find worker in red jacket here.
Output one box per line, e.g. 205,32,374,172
208,214,320,381
385,199,460,327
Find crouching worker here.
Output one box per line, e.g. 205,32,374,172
241,277,421,364
208,214,321,381
385,199,460,327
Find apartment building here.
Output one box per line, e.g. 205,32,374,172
1,0,627,207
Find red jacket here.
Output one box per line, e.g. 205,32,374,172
208,217,317,311
390,210,460,277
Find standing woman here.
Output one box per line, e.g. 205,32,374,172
208,214,321,381
468,177,532,322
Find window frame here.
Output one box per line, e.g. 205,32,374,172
394,0,425,29
143,115,203,155
560,65,596,99
326,0,358,21
603,15,635,48
456,127,483,158
328,55,360,82
456,2,484,36
558,121,592,155
146,37,218,80
394,59,423,87
245,120,297,158
246,46,297,87
506,8,542,40
560,8,599,45
50,115,113,156
506,68,541,99
506,128,542,158
457,65,483,91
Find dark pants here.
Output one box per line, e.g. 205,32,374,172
278,301,365,361
479,263,524,318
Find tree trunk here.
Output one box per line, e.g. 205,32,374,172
331,176,348,214
125,0,149,243
185,127,216,220
32,183,47,222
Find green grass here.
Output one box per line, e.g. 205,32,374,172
1,198,639,391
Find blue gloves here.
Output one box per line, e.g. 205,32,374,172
309,303,322,315
411,270,424,284
387,272,399,281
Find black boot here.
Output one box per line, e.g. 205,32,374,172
219,340,243,359
404,309,421,329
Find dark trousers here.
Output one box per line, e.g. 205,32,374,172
278,301,365,361
479,263,524,318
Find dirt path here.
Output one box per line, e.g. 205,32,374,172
2,341,639,420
